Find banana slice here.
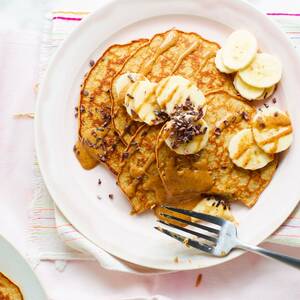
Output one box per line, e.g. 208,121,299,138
156,75,205,115
124,80,162,125
165,117,209,155
215,49,235,74
238,53,282,88
252,107,293,153
192,197,236,224
228,128,274,170
222,30,257,71
115,72,148,100
233,74,265,100
256,85,276,100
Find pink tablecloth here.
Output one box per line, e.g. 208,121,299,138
0,8,300,300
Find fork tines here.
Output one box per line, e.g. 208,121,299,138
154,206,225,254
161,206,225,226
154,225,214,254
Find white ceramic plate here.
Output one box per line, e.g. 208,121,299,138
35,0,300,270
0,235,47,299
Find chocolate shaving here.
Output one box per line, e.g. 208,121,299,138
241,111,250,121
82,90,89,96
127,93,134,99
122,152,129,159
168,98,206,149
127,74,135,83
214,127,221,136
99,155,106,162
154,110,169,122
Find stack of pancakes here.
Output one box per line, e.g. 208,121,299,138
74,29,277,219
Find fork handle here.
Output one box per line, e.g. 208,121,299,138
236,242,300,269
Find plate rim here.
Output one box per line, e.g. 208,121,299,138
35,0,300,271
0,234,48,299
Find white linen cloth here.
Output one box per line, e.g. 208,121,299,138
1,1,300,299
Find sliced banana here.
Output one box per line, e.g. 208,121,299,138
256,84,276,100
222,30,257,71
238,53,282,88
252,107,293,154
192,197,236,224
124,80,162,125
115,72,148,100
228,128,274,170
233,74,265,100
156,75,205,115
165,118,209,155
215,49,235,74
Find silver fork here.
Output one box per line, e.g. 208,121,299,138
155,206,300,269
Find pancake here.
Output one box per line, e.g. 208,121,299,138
0,273,23,300
118,122,212,214
74,39,148,174
117,125,167,214
156,91,278,207
111,29,237,145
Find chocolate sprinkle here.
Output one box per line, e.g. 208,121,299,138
108,194,114,200
264,103,269,108
127,74,135,83
98,179,102,185
122,152,129,159
82,90,89,96
99,155,106,162
154,110,169,122
272,98,277,104
214,127,221,136
274,112,279,117
127,93,134,99
89,59,95,67
241,111,250,121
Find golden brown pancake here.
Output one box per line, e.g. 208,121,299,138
0,273,23,300
117,125,167,214
111,29,237,145
156,91,278,208
74,39,148,174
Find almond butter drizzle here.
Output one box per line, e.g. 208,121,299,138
259,127,292,146
140,30,179,75
159,85,180,108
172,41,199,73
233,134,252,160
254,113,293,152
135,86,156,114
241,151,252,168
156,77,170,98
254,113,291,130
172,82,193,107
